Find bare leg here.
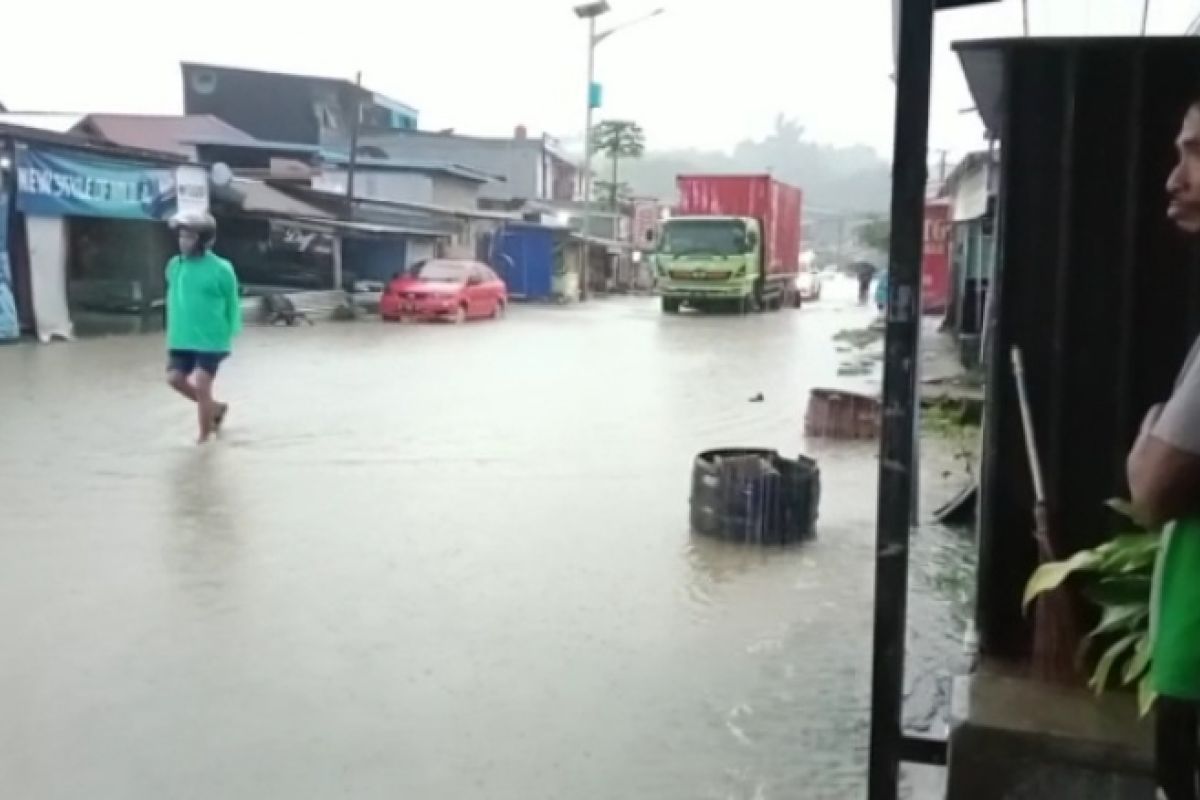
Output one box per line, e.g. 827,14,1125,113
193,370,218,444
167,370,198,402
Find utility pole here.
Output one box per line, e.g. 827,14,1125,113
573,4,664,301
345,71,363,222
580,11,600,300
868,0,935,797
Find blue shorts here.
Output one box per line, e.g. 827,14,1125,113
167,350,228,377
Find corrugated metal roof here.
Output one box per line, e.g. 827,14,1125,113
289,184,503,223
0,121,188,164
231,178,332,218
320,154,495,183
0,113,86,133
189,136,320,153
325,219,446,237
82,114,257,159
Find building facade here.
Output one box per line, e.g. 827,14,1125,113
362,128,576,205
181,63,418,154
311,159,489,210
0,123,208,341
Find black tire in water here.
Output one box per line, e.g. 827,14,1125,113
689,448,820,545
662,297,681,314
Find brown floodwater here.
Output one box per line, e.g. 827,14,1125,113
0,282,973,799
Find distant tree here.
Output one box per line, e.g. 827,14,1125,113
592,180,634,205
856,217,891,252
615,111,892,214
592,120,646,212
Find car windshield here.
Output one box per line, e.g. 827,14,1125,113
412,261,468,283
659,221,747,256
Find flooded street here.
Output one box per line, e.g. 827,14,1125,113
0,282,973,800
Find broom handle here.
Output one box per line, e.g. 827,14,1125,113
1011,347,1048,505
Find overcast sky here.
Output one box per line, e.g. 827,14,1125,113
3,0,1198,160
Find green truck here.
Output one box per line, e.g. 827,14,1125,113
655,174,803,314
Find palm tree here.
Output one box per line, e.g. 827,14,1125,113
592,120,646,212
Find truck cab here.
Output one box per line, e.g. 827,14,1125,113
656,174,802,314
656,215,763,313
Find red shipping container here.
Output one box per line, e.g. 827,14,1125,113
922,200,952,314
676,175,802,279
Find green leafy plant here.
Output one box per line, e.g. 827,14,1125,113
1023,501,1159,715
592,120,646,212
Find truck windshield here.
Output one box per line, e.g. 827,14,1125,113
659,221,747,256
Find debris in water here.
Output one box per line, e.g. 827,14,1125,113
689,448,820,544
837,363,872,377
832,322,885,349
805,388,881,439
748,392,765,403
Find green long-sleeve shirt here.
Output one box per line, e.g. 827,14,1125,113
165,251,242,352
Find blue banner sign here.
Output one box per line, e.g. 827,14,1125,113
0,189,17,340
15,144,177,221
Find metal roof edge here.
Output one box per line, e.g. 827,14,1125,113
0,122,190,164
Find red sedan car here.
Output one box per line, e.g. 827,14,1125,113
380,259,508,323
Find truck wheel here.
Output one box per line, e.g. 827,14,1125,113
662,297,681,314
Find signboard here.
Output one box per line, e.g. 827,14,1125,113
174,165,210,218
922,200,952,314
0,191,17,340
15,144,180,221
632,200,660,247
269,221,335,257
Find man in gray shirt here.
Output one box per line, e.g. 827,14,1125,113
1128,96,1200,800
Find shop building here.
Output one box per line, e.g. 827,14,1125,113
0,123,207,341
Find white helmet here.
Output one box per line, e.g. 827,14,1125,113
169,210,217,232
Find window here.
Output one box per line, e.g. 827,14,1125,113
413,260,469,283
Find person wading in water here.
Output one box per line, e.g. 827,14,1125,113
164,211,241,444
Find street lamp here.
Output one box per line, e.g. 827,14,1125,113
573,2,664,299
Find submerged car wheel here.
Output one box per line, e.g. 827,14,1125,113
453,305,467,325
492,300,506,320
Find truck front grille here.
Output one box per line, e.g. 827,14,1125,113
669,270,733,281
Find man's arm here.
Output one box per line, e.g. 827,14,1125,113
222,264,242,338
1129,355,1200,526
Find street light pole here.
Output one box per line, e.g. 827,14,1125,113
573,3,663,301
579,10,601,300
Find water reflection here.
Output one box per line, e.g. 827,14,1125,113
163,447,244,597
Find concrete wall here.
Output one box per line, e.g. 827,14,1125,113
406,239,436,268
314,169,433,205
314,168,480,210
363,131,566,203
946,671,1155,800
431,177,481,210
